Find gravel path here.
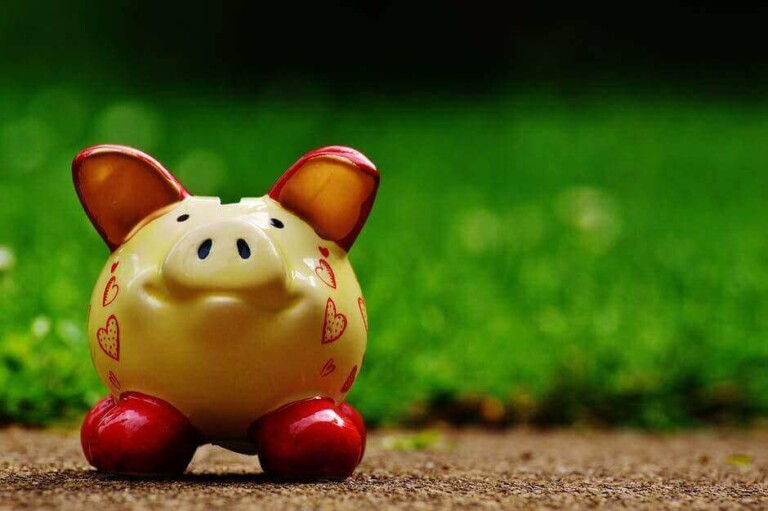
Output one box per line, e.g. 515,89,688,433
0,427,766,510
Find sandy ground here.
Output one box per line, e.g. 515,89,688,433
0,427,766,510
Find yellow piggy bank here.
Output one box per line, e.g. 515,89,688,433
74,145,379,478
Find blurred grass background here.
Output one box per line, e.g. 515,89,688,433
0,2,768,429
2,88,768,428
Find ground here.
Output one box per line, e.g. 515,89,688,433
0,428,766,510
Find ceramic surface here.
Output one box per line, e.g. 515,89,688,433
74,145,379,442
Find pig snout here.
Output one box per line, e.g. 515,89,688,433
162,219,287,293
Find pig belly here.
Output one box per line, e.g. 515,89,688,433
102,330,365,441
93,281,366,442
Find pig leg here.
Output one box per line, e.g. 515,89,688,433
249,398,364,479
81,392,202,476
338,401,367,461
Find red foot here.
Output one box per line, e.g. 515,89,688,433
80,392,202,476
338,401,367,461
250,398,365,479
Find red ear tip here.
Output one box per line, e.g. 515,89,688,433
73,145,125,167
72,147,89,169
303,146,379,176
268,145,380,203
72,145,105,177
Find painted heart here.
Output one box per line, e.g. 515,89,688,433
110,261,120,273
322,298,347,344
318,246,330,258
108,371,121,390
358,297,368,332
97,315,120,361
102,276,119,307
315,259,337,289
320,358,336,377
341,365,358,393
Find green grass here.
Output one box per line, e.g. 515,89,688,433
2,86,768,428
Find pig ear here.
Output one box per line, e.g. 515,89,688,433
269,146,380,251
72,145,189,251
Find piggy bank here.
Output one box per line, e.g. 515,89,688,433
73,145,379,478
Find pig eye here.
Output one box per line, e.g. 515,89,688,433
270,218,284,229
177,214,190,222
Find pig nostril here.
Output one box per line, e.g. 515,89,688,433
237,239,251,260
198,239,213,260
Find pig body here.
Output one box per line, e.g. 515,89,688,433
88,197,366,446
75,145,378,477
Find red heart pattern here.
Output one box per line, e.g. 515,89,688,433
318,246,330,258
341,365,358,393
322,298,347,344
315,259,337,289
358,297,368,332
97,315,120,361
102,276,119,307
108,371,121,390
110,261,120,273
320,358,336,377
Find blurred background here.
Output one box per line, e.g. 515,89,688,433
1,1,768,429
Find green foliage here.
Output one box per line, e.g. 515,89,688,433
379,431,445,452
1,87,768,428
